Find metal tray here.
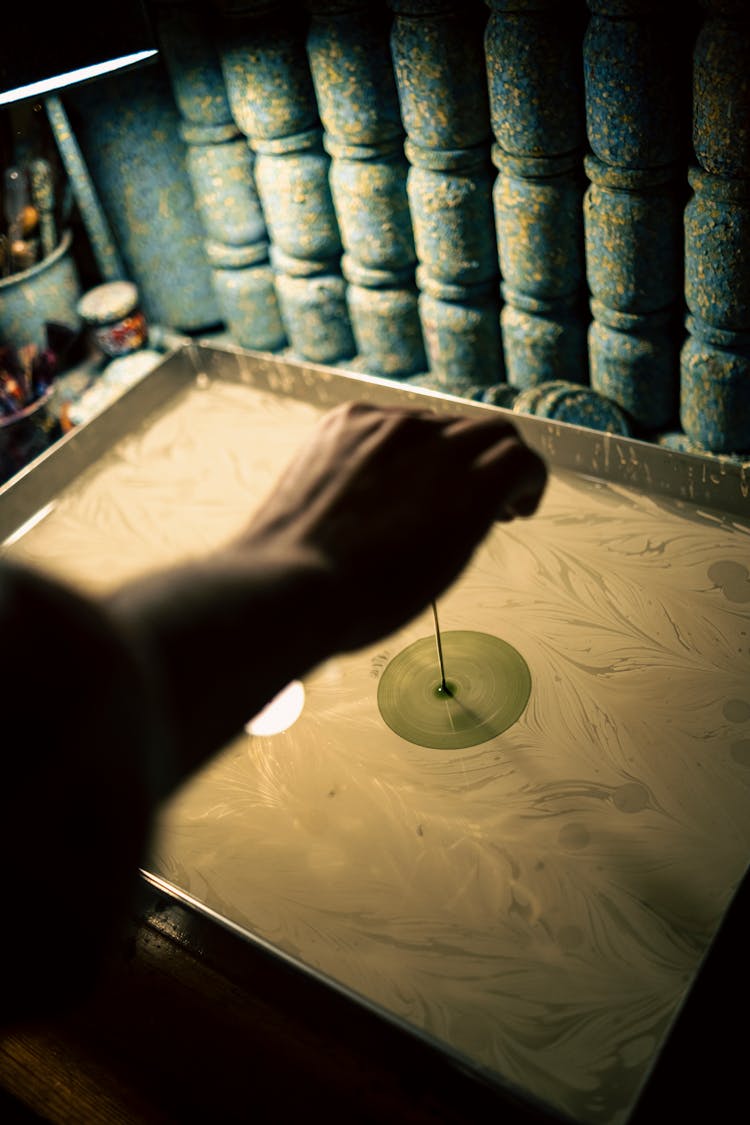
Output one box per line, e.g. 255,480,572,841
2,341,749,1125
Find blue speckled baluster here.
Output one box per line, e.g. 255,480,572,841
485,1,586,158
418,272,505,387
492,149,588,387
155,1,286,351
485,2,588,390
583,155,683,428
306,0,403,146
306,0,425,376
64,59,221,331
342,256,425,376
680,318,750,455
390,1,491,151
584,2,688,170
389,0,502,392
681,168,750,453
680,2,750,454
585,159,683,316
0,231,82,350
583,1,690,434
405,144,497,289
45,96,126,283
684,169,749,332
252,128,341,260
330,141,425,377
500,288,588,390
692,2,750,180
219,2,355,363
269,245,355,363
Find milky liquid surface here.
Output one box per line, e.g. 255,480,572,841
7,375,750,1124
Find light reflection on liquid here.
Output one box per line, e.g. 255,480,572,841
245,680,305,737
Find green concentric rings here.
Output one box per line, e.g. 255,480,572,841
377,631,531,749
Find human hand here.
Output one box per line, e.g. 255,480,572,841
235,401,547,653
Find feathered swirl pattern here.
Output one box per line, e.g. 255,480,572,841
8,378,750,1125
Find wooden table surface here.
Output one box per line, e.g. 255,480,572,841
0,886,544,1125
0,873,748,1125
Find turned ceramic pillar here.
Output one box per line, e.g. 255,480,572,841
306,0,425,377
64,56,221,331
584,156,683,430
583,0,688,434
680,0,750,454
389,0,502,392
486,0,588,389
155,1,286,351
219,0,355,364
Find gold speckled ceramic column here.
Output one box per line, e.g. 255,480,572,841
389,0,503,394
486,0,588,392
678,0,750,457
154,0,287,351
218,0,356,364
306,0,426,378
63,54,222,332
583,0,691,435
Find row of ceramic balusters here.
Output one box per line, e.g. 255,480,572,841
77,0,748,458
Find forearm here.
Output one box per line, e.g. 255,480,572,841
106,544,336,795
0,560,158,1024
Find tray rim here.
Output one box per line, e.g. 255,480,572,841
1,341,748,547
1,340,748,1122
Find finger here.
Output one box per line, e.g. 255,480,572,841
318,402,443,457
321,401,444,432
441,413,521,440
474,436,548,520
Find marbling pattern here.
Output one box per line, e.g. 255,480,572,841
5,376,750,1125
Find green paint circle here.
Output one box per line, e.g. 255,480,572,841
377,631,531,749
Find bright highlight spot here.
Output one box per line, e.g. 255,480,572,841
0,52,158,106
245,680,305,737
